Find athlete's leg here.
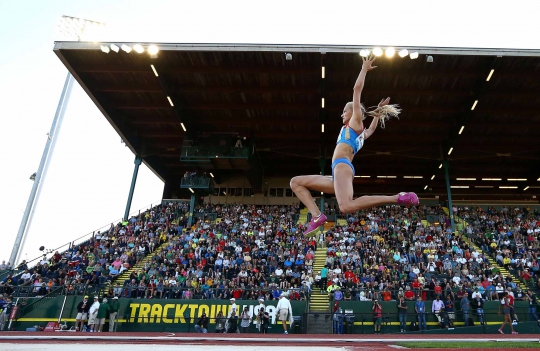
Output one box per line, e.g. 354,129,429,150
333,164,401,214
290,175,335,216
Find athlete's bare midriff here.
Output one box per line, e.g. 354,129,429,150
332,143,354,163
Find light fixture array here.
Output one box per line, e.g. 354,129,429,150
359,48,419,60
100,43,159,57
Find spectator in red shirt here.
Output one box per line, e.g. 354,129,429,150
434,282,443,298
404,286,415,300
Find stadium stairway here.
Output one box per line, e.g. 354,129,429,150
309,245,330,312
442,207,529,291
297,208,309,226
100,240,171,296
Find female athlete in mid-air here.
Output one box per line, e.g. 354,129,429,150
290,55,419,236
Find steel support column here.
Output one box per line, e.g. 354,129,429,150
188,194,197,227
443,160,456,233
124,156,142,220
10,72,74,267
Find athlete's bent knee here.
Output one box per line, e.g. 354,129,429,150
290,176,302,191
338,202,354,214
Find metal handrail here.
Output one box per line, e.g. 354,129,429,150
13,201,163,273
17,286,64,317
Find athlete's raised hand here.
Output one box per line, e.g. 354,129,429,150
378,97,391,107
362,55,377,71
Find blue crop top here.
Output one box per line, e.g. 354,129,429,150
336,124,365,155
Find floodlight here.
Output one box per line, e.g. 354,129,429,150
110,44,119,53
409,52,419,59
121,44,132,53
359,49,370,57
180,123,186,132
398,49,409,57
148,45,159,55
385,48,395,58
100,45,110,53
372,47,383,57
133,44,144,53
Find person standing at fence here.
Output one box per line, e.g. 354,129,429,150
88,296,100,332
260,310,270,334
226,310,239,333
75,295,90,332
228,297,237,318
471,294,485,325
333,302,344,334
432,295,445,329
460,294,470,326
415,295,426,331
239,306,251,333
215,311,226,333
96,297,110,332
0,297,12,331
526,290,540,322
108,296,119,332
372,300,383,334
254,298,266,331
397,296,408,333
275,292,293,335
444,294,455,329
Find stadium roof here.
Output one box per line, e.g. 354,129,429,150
54,42,540,200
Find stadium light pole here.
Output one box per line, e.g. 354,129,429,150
9,16,106,268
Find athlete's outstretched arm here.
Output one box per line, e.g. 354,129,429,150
350,56,377,128
364,97,390,140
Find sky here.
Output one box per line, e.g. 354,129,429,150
0,0,539,266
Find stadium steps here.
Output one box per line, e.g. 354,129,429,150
310,246,330,312
99,240,171,296
442,207,530,292
297,208,309,226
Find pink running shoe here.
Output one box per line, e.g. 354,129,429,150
512,331,519,334
397,192,419,205
498,329,504,334
303,213,327,237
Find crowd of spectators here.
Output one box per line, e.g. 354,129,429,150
319,204,538,306
2,201,539,313
114,203,317,301
0,201,191,298
455,206,540,291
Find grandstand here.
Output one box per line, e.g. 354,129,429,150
2,43,540,335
